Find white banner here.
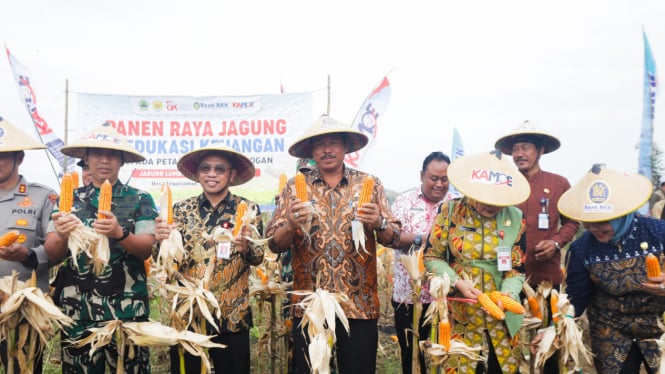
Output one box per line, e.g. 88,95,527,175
71,92,314,208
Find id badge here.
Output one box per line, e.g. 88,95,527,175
496,246,512,271
216,242,231,260
538,213,549,230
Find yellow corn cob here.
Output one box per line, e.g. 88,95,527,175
489,291,525,314
233,202,248,236
0,230,20,247
522,282,543,319
417,248,425,274
144,259,151,276
278,173,287,194
358,177,375,207
69,171,80,189
646,253,662,277
551,291,560,323
256,267,268,285
161,183,173,224
438,320,451,351
97,179,112,219
30,270,37,288
477,292,505,320
294,172,307,201
376,246,386,257
59,173,74,213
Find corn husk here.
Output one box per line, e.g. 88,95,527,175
69,320,225,374
419,340,484,367
163,274,221,334
0,272,73,373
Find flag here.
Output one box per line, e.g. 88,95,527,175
451,127,465,161
638,31,658,183
344,76,391,168
449,127,465,195
5,46,74,173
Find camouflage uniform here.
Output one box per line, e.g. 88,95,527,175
49,181,157,373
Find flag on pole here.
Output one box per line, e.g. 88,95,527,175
344,76,391,168
638,31,658,183
449,127,465,195
5,46,74,173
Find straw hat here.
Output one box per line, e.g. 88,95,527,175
558,164,652,222
61,122,145,163
177,145,255,186
448,150,530,206
0,117,45,152
288,115,369,158
494,120,561,155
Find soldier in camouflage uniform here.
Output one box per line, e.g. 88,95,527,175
45,123,157,373
155,145,263,374
0,117,58,373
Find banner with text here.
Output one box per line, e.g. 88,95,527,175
71,92,314,207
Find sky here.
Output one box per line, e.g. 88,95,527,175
1,0,665,194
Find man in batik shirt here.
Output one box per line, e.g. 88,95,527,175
266,115,401,373
156,145,263,374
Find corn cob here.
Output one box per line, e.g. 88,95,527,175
144,259,151,276
97,179,112,219
477,292,505,320
489,291,525,314
233,202,248,236
551,291,560,323
294,172,307,201
438,320,451,351
646,253,662,277
358,177,375,207
69,171,80,189
0,230,20,247
278,173,287,194
256,267,268,285
59,173,74,213
522,282,542,319
417,248,425,274
376,246,386,257
160,183,173,224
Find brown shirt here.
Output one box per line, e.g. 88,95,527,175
518,170,579,286
266,166,400,319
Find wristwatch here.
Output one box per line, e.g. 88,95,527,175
414,235,422,247
116,226,130,242
553,240,561,250
377,217,388,232
22,248,38,269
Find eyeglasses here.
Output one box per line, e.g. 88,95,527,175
198,164,231,175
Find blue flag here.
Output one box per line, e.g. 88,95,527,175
449,127,465,195
638,31,658,183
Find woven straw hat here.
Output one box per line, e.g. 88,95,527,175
177,145,255,186
448,150,530,206
558,164,652,222
288,115,368,158
0,117,45,152
61,123,145,163
495,120,561,155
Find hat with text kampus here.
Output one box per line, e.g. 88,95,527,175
288,114,369,158
494,120,561,155
177,145,255,186
557,164,652,222
447,150,530,206
61,122,145,163
0,116,46,152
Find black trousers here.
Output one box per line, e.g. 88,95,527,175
0,339,43,374
169,330,250,374
392,301,430,374
292,317,378,374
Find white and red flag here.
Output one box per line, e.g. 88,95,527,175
5,46,74,173
344,76,391,168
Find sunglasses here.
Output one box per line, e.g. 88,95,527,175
198,163,231,175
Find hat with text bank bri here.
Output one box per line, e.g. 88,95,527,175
448,150,530,206
494,120,561,155
0,116,46,152
557,164,652,222
61,122,145,163
288,114,369,158
177,145,255,186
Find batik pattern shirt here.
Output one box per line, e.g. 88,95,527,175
566,215,665,372
390,187,459,304
266,166,400,319
49,181,157,338
424,198,526,374
173,193,263,333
